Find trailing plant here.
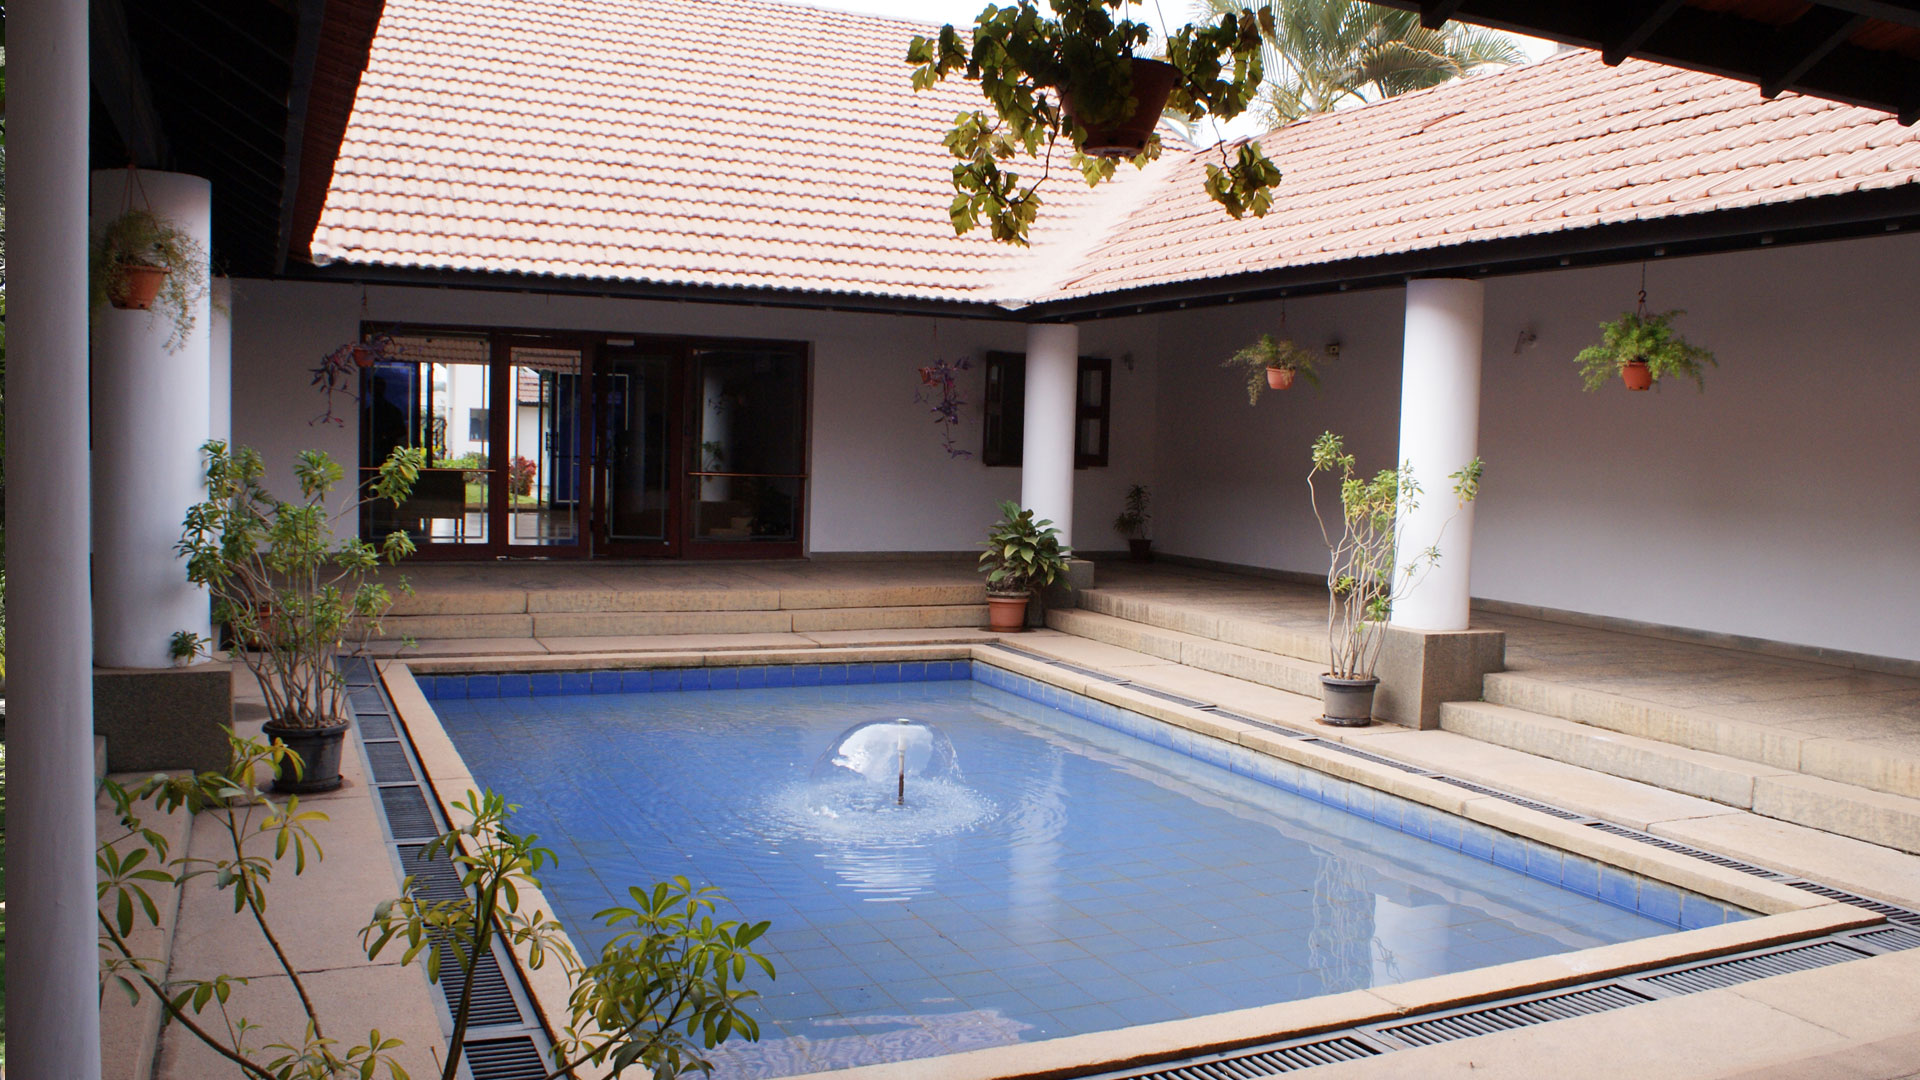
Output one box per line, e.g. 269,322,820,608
915,356,974,458
1222,333,1322,403
98,732,409,1080
177,442,424,731
310,334,404,427
365,791,775,1080
979,499,1074,596
1113,483,1151,539
90,207,210,352
907,0,1281,244
1307,432,1481,679
1575,307,1716,392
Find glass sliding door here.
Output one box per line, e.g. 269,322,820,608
685,344,807,557
360,332,494,553
593,346,679,556
504,343,585,552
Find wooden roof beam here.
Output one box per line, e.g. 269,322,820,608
1812,0,1920,32
1763,9,1871,98
1419,0,1466,31
1603,0,1687,66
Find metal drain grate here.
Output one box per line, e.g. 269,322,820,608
1854,926,1920,953
1124,684,1214,709
357,714,396,740
337,657,375,686
349,688,387,712
1301,739,1433,775
1642,941,1869,995
463,1037,549,1080
1430,776,1587,820
1378,984,1651,1047
1119,1036,1381,1079
364,741,416,784
1583,822,1779,877
986,642,1050,660
1203,708,1318,738
378,786,440,840
396,844,468,904
1048,660,1131,683
1783,881,1920,928
446,948,526,1028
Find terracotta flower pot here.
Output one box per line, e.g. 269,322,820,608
109,263,171,310
987,593,1031,633
1266,366,1296,391
1067,58,1180,160
1320,675,1379,727
261,719,349,794
1621,359,1653,391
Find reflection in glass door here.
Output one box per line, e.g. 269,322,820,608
505,345,584,550
360,332,493,551
687,345,806,555
594,348,677,555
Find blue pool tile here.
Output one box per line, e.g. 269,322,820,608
1428,812,1465,851
528,671,560,696
872,663,901,684
415,677,437,700
1561,855,1602,898
496,673,530,698
653,669,684,693
816,664,848,686
591,671,622,694
1599,867,1641,913
1638,880,1684,926
1461,822,1498,862
765,666,796,688
429,676,461,699
1370,793,1403,832
1679,893,1725,930
466,675,498,699
681,668,712,692
794,664,824,687
559,672,591,695
1491,834,1529,872
621,669,653,693
731,666,762,689
709,667,741,690
845,664,875,685
1524,842,1563,884
900,662,926,683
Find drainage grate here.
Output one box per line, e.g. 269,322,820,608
1430,776,1586,820
1641,941,1869,995
397,844,468,904
1203,708,1318,738
378,785,440,841
463,1037,550,1080
1782,881,1920,928
986,642,1050,661
1301,739,1433,775
1124,684,1214,709
357,714,396,740
1378,984,1651,1047
445,947,527,1028
338,657,375,686
364,741,416,784
1582,822,1780,877
1854,926,1920,953
1050,660,1131,684
1119,1036,1381,1079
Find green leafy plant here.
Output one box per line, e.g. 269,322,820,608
169,629,210,664
1575,308,1716,391
90,207,211,352
365,791,775,1080
1222,333,1322,403
979,499,1074,597
98,732,409,1080
907,0,1281,244
177,442,424,730
1307,433,1481,679
1113,483,1151,539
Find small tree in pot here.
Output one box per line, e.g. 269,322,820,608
1112,483,1153,560
178,441,425,792
979,500,1074,632
1308,433,1481,726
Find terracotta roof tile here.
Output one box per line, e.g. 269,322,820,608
311,0,1920,306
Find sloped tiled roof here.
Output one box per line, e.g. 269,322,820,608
310,0,1920,308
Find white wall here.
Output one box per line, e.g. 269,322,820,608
229,280,1159,554
1149,234,1920,662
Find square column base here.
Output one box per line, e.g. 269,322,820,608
1374,626,1505,729
94,662,234,773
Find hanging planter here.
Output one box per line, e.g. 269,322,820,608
1065,58,1181,159
110,263,173,311
1266,366,1296,391
1223,330,1324,404
1575,277,1716,393
1619,359,1654,392
90,168,211,352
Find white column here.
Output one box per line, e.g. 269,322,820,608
1020,323,1079,546
210,276,234,445
6,0,107,1074
1392,279,1484,632
90,168,215,668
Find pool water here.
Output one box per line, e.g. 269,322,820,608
434,678,1697,1078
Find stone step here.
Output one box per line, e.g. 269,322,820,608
1440,699,1920,855
388,582,988,617
382,604,989,640
1483,671,1920,802
1076,588,1327,666
1046,608,1324,698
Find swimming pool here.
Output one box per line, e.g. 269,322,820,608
424,662,1748,1079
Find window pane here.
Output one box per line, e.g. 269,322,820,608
506,346,582,546
361,333,491,546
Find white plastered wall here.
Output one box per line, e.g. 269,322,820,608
1149,233,1920,662
228,280,1159,555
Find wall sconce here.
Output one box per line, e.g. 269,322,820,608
1513,328,1538,355
1324,341,1342,358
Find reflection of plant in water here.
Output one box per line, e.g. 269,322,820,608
1307,851,1376,994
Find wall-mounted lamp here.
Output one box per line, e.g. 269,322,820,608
1513,328,1538,355
1325,341,1342,358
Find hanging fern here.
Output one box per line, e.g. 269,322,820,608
90,208,212,353
1574,309,1716,392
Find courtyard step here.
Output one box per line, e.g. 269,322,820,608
1045,608,1324,697
383,603,988,640
1074,588,1326,666
1483,670,1920,803
1440,699,1920,855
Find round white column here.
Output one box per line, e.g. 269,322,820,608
210,276,234,446
90,168,214,668
7,0,108,1073
1020,323,1080,546
1392,278,1484,632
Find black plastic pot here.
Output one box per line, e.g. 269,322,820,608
261,719,349,793
1320,675,1378,727
1127,538,1154,562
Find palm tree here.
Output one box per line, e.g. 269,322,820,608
1198,0,1526,126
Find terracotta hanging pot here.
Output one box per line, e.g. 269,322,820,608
1066,58,1180,160
109,263,171,311
1266,366,1296,391
1621,359,1653,391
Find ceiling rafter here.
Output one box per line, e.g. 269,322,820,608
1763,9,1872,98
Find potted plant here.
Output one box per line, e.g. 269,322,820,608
1223,333,1323,403
178,441,425,793
1307,433,1481,726
1576,307,1716,392
91,206,211,351
167,630,210,668
979,500,1074,632
1113,483,1153,560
